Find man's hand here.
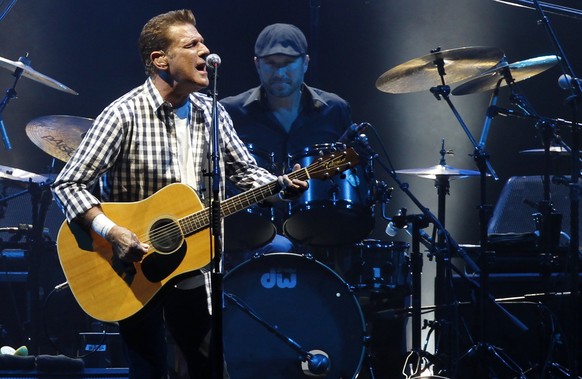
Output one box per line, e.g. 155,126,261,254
278,163,309,199
107,225,149,263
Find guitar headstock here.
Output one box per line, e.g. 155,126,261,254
305,147,360,180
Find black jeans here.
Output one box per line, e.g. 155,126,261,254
118,284,212,379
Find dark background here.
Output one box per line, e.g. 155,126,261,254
0,0,580,244
0,0,580,376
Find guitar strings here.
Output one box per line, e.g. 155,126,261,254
134,153,351,254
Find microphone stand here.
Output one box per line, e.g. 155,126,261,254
530,1,581,375
207,62,225,379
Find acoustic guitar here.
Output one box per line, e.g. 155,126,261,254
56,147,359,322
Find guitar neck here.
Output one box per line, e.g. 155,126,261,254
177,168,310,237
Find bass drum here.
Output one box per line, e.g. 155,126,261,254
224,144,284,253
223,253,366,379
283,143,374,246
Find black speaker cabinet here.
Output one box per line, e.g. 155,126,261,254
488,175,581,243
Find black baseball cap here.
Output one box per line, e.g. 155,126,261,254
254,23,308,58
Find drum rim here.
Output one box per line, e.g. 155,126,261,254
287,142,347,159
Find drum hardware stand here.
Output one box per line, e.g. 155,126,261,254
223,291,333,377
530,2,582,373
488,79,582,378
0,54,34,150
427,52,538,378
432,139,460,377
25,180,53,354
352,121,528,378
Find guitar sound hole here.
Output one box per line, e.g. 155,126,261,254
150,218,183,253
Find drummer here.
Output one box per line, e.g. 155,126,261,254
220,23,353,255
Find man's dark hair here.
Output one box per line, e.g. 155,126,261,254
138,9,196,76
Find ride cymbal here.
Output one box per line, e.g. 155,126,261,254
0,55,78,95
26,115,93,162
375,46,505,94
395,164,481,179
452,55,560,95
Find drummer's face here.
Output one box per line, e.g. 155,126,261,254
255,54,308,98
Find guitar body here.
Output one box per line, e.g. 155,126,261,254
56,183,212,322
56,147,360,322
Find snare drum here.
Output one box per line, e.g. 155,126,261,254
283,143,374,246
224,144,284,252
223,252,366,378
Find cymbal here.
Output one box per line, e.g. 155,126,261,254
0,55,78,95
519,146,573,155
375,46,505,94
25,115,93,162
452,55,560,95
395,164,481,179
0,164,52,184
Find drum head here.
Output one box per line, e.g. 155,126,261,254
224,145,279,252
224,210,277,252
223,253,365,378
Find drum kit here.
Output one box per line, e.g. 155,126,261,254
222,45,577,379
0,44,574,378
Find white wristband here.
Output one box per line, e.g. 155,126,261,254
91,213,116,239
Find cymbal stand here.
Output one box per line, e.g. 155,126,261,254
426,52,540,378
0,54,31,150
432,140,459,377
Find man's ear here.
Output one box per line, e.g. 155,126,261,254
151,51,168,70
254,56,260,73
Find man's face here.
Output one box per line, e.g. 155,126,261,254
255,54,308,98
163,23,210,90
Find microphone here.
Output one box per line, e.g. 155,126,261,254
338,122,370,144
558,74,582,90
488,106,530,119
385,208,408,237
205,54,222,68
301,350,331,377
385,221,399,237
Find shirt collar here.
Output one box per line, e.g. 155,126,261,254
145,77,206,115
243,83,329,110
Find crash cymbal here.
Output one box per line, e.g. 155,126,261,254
375,46,505,94
0,55,78,95
25,115,93,162
0,164,52,184
519,145,573,155
452,55,560,95
395,164,480,179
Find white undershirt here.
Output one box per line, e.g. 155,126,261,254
174,102,206,291
174,102,196,188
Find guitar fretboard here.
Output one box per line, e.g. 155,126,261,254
177,149,355,237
